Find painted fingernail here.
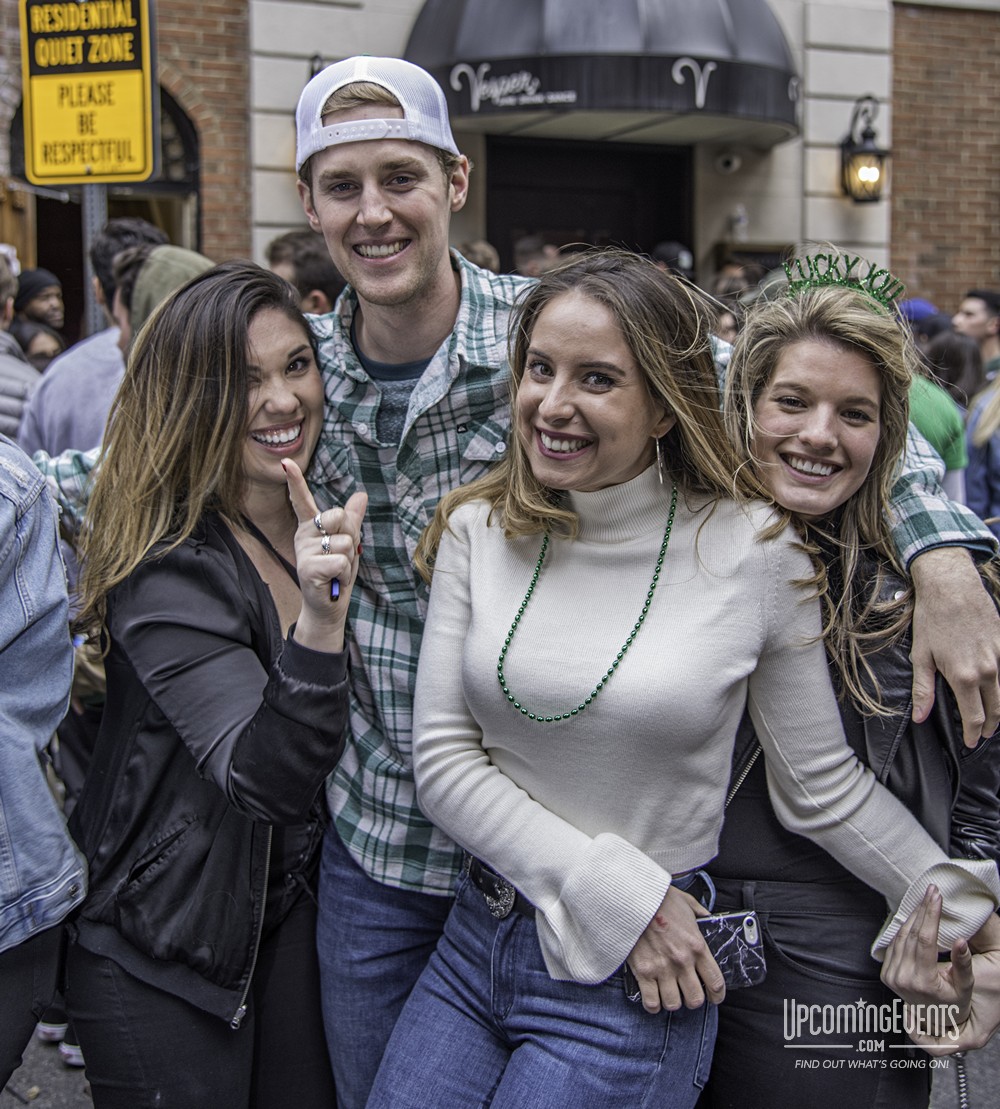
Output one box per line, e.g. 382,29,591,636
330,580,340,601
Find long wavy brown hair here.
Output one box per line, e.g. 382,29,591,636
76,261,313,634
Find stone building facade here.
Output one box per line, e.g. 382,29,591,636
2,0,998,317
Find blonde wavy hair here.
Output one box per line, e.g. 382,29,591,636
76,261,313,634
724,281,916,714
415,248,759,580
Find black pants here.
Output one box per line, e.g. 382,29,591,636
697,877,936,1109
66,891,335,1109
0,923,62,1090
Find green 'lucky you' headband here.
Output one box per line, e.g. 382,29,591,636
782,252,905,312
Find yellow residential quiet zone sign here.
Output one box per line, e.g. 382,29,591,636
20,0,158,184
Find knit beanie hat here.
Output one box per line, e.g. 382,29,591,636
130,246,214,335
14,268,61,312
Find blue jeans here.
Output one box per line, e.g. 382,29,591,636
316,826,453,1109
366,870,718,1109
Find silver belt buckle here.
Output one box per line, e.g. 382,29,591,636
484,878,516,919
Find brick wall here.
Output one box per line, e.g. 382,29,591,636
0,0,18,173
892,3,1000,312
149,0,251,260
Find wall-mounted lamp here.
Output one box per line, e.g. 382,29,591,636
840,95,890,203
310,54,325,78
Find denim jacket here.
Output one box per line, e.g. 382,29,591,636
0,433,83,954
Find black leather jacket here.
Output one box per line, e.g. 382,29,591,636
70,514,349,1025
727,570,1000,862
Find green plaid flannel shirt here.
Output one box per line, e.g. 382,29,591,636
305,253,533,892
35,257,997,895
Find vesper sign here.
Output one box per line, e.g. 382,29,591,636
19,0,158,184
449,62,577,112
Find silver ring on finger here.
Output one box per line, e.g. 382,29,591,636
313,512,327,534
321,534,332,555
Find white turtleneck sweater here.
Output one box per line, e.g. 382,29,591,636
412,467,999,984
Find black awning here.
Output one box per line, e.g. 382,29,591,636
405,0,800,148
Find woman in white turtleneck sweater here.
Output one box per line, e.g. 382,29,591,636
365,251,1000,1109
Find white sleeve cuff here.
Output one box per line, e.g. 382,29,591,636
871,859,1000,959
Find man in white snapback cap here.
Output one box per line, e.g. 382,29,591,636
293,55,532,1107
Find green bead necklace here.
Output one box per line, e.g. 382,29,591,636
496,483,678,723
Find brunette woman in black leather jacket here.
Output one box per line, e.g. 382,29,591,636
64,263,366,1109
699,272,1000,1109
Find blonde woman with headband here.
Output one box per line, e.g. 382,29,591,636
699,262,1000,1109
364,250,1000,1109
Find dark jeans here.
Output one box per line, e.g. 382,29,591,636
697,877,935,1109
66,890,335,1109
0,923,62,1090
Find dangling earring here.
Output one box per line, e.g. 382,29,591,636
655,437,665,485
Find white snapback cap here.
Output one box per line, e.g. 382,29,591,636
295,56,460,173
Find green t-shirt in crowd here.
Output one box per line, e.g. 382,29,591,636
909,374,968,471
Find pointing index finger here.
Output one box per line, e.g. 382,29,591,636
281,459,320,524
341,491,368,546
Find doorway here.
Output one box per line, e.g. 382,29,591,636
486,135,692,273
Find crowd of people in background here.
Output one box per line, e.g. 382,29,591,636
6,218,998,521
4,52,1000,1109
